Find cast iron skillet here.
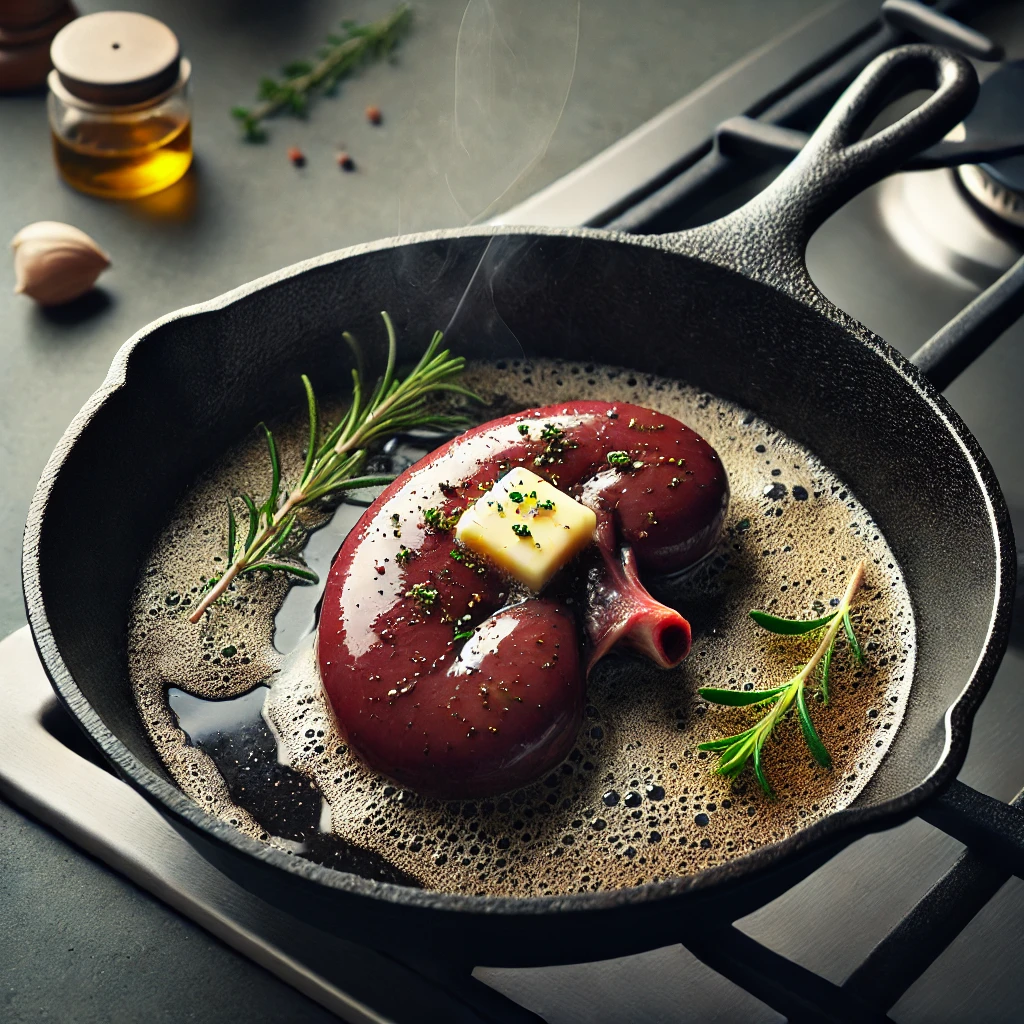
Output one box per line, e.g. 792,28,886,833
23,45,1016,967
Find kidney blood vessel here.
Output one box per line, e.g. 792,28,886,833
317,400,729,800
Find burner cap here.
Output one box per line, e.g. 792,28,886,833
958,162,1024,229
955,61,1024,228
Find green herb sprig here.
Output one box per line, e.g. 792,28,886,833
231,5,412,142
189,311,477,623
697,560,866,797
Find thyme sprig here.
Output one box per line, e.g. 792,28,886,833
188,311,478,623
698,561,866,797
231,5,412,142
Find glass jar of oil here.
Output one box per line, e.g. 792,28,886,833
47,12,192,200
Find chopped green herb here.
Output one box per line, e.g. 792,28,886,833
517,424,530,436
423,507,461,532
534,423,576,467
627,417,664,432
607,451,631,467
511,523,532,538
395,546,414,565
405,582,439,610
508,491,525,504
453,630,474,641
536,499,555,511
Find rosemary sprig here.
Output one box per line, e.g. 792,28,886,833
697,560,866,797
231,5,412,142
188,311,478,623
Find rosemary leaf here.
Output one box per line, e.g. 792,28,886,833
242,494,260,550
697,727,756,752
698,685,789,707
717,735,758,777
282,60,314,78
261,424,281,517
796,684,832,767
266,514,296,555
843,610,864,663
820,636,835,704
748,609,837,635
752,733,773,798
302,374,318,484
226,501,237,563
302,474,394,504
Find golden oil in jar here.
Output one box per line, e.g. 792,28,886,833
51,115,192,200
48,11,192,200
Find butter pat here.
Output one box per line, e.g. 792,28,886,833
454,468,597,592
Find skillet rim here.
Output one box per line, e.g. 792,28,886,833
22,223,1017,919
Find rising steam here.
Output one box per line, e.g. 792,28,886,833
445,0,581,224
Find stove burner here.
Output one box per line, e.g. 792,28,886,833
958,160,1024,230
878,168,1020,289
954,61,1024,230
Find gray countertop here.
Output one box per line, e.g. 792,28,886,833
0,1,826,1020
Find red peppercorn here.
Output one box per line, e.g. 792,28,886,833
287,146,306,167
337,151,355,171
365,105,382,125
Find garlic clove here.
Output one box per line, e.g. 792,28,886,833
11,221,111,306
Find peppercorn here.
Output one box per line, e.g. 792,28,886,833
337,151,355,171
287,146,306,167
366,105,382,125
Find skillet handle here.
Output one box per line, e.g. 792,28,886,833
667,45,979,302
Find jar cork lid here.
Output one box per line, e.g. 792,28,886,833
50,10,181,106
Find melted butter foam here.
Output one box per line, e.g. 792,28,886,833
129,360,915,896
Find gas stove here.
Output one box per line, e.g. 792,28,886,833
4,2,1024,1021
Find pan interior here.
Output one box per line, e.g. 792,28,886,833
127,357,915,897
